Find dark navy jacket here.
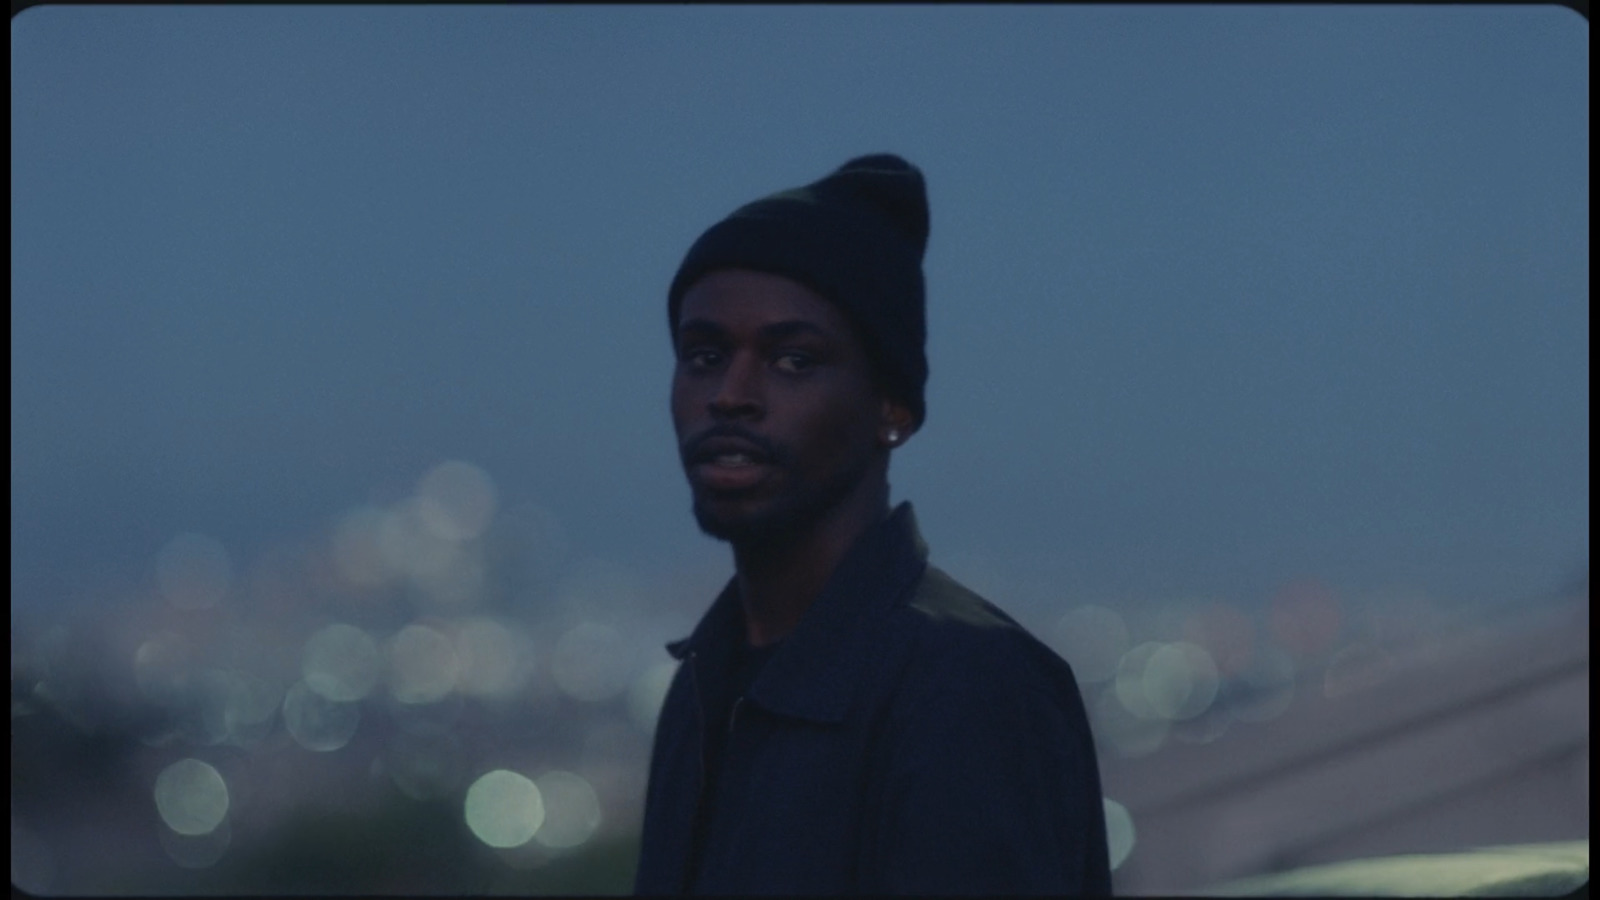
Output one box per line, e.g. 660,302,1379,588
634,503,1112,895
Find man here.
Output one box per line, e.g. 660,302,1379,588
635,153,1111,895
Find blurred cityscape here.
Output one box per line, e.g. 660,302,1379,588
9,459,1589,895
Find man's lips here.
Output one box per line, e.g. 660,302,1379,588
687,434,775,466
690,454,775,493
683,430,781,492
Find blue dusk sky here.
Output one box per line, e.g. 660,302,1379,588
10,5,1589,632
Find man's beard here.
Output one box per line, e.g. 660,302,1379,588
690,452,873,549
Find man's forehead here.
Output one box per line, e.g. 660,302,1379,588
676,271,855,337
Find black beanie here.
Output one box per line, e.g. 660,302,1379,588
667,153,930,430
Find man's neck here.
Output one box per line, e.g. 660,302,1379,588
730,482,890,648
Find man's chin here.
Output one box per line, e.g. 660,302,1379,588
689,461,873,548
692,497,809,546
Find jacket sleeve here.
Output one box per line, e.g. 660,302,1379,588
863,638,1112,896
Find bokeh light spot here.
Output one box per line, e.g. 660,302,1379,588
156,533,233,610
533,770,603,850
133,633,193,706
1143,641,1220,721
627,661,679,734
159,818,231,869
378,498,461,582
465,770,544,849
191,669,236,746
1113,642,1166,719
1051,605,1130,683
281,681,360,751
389,623,461,704
551,622,631,703
302,623,381,702
1104,798,1136,871
222,671,282,747
416,460,498,542
455,617,534,699
153,758,229,836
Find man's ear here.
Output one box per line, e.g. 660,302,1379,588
879,398,916,448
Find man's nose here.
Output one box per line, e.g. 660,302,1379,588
709,353,764,418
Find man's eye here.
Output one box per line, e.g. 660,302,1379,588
682,349,722,369
775,353,815,374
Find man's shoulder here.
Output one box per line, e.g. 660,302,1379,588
872,564,1092,742
894,564,1063,681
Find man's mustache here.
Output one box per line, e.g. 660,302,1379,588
681,425,785,467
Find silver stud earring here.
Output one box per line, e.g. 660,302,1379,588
886,429,900,444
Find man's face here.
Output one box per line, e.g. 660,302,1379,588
671,269,889,545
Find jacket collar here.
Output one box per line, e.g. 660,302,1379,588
666,501,929,724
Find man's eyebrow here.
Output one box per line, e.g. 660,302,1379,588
757,321,832,342
675,318,727,340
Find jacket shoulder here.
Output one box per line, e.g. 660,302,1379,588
896,565,1075,686
905,565,1018,628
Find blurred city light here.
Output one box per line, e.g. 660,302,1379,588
415,460,498,542
9,453,1583,894
1103,797,1136,871
221,669,282,747
378,498,462,582
1052,605,1131,684
388,623,461,704
153,758,230,836
532,770,603,850
627,661,678,734
1114,642,1166,720
134,632,194,707
159,818,232,869
190,669,236,746
465,769,545,849
155,533,233,611
301,623,382,702
454,616,535,700
551,622,632,703
388,687,468,737
1143,641,1220,721
281,681,361,751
